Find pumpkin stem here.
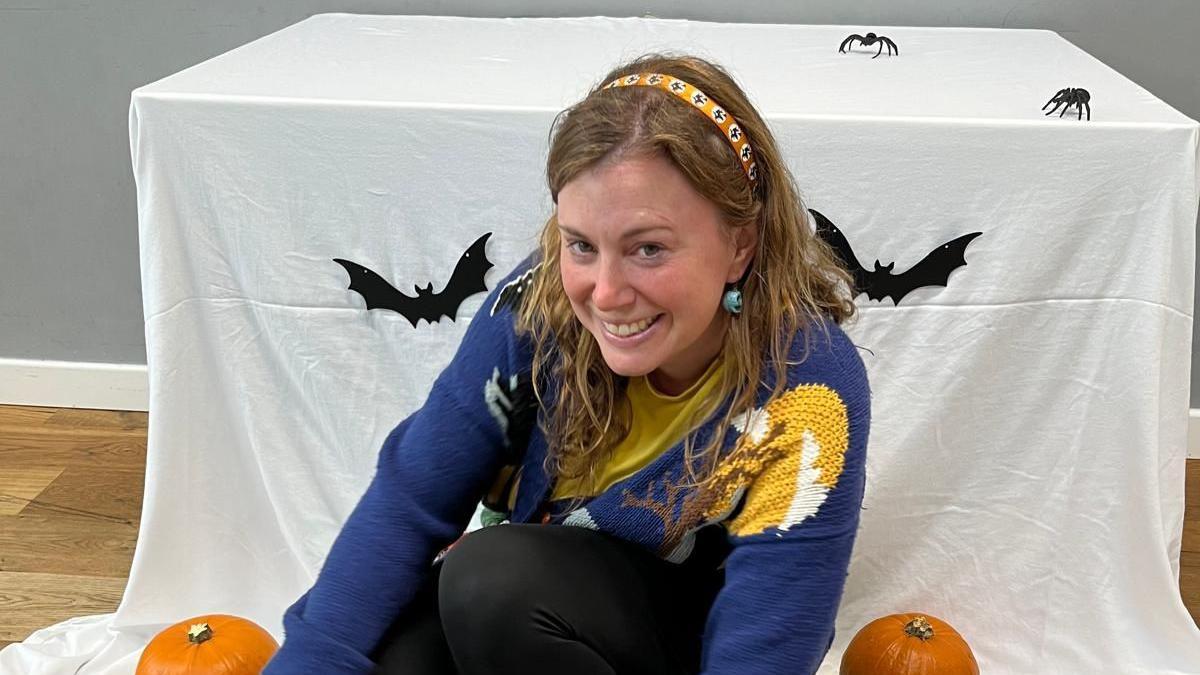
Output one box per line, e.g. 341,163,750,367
904,616,935,641
187,622,213,644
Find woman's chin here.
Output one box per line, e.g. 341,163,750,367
596,345,660,378
595,348,646,373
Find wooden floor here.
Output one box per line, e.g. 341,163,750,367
0,403,1198,651
0,405,146,649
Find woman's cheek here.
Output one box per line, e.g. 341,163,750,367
559,269,589,319
558,263,579,300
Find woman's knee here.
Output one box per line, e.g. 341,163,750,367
437,524,544,623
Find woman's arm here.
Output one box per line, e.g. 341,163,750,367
263,252,539,674
700,326,871,675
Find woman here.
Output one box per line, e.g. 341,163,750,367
264,52,870,675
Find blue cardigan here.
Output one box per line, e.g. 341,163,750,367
264,251,871,674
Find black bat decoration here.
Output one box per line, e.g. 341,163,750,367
808,209,982,304
333,232,494,327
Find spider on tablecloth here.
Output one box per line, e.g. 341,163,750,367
1043,87,1092,120
838,32,899,58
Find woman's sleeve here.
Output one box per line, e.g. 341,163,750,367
263,253,540,674
699,330,871,675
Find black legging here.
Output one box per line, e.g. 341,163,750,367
370,523,726,675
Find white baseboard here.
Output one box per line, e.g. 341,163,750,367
2,357,1200,458
1192,409,1200,460
0,357,148,412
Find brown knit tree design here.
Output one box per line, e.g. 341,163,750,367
621,423,788,557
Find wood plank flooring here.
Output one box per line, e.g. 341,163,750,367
0,403,1198,651
0,405,146,649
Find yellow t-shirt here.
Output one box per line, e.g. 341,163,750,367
547,353,727,502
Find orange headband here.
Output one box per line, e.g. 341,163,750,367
601,72,759,189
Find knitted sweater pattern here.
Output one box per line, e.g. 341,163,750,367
264,251,872,675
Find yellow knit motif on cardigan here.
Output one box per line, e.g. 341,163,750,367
702,383,849,537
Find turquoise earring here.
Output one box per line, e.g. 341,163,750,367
722,286,743,314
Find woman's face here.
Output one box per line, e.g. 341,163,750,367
556,153,756,396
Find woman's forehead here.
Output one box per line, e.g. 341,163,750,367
558,219,676,238
557,187,716,236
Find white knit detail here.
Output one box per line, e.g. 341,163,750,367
779,428,830,532
490,262,542,316
562,507,599,530
730,405,771,444
483,366,512,443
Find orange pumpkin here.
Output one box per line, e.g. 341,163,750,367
136,614,279,675
840,612,979,674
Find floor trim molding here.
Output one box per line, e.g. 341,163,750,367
1191,409,1200,460
0,358,148,412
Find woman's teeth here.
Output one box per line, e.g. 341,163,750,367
603,314,659,337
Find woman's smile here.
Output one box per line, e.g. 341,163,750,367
600,313,662,336
599,313,664,345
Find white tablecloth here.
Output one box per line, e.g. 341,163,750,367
4,13,1198,675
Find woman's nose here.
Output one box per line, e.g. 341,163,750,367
592,258,633,310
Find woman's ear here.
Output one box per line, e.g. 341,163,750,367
728,225,758,283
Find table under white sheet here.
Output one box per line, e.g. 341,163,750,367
5,13,1199,675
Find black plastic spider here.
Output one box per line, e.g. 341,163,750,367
838,32,899,58
1042,87,1091,121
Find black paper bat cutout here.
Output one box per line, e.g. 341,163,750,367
808,209,982,304
333,232,494,327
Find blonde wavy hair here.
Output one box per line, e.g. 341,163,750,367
514,52,859,518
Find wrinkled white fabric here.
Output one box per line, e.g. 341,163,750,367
4,13,1198,675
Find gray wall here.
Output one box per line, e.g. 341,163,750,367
3,2,1198,404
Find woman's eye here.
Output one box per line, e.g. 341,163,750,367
639,244,662,258
567,240,592,255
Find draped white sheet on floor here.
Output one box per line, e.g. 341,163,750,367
4,13,1198,675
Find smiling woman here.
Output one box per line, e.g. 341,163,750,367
516,54,861,520
264,51,870,675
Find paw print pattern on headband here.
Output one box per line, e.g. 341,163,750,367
602,72,759,188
